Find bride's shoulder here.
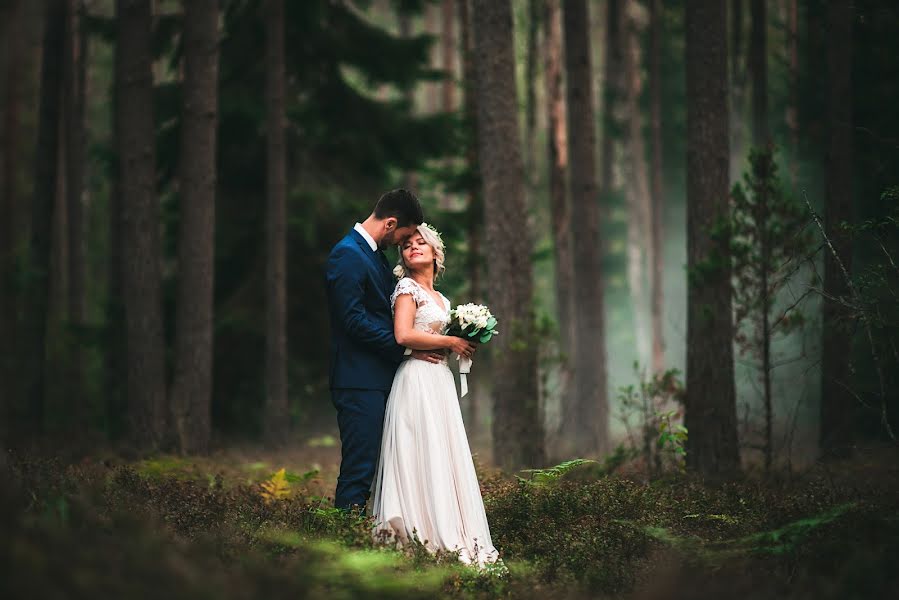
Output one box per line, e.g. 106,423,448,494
391,277,424,307
393,277,418,292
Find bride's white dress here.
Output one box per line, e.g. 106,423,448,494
370,277,500,567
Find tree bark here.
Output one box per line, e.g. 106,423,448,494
786,0,799,183
459,0,483,437
600,0,622,195
117,0,167,450
24,0,67,432
730,0,745,178
684,0,740,478
544,0,573,454
563,0,609,456
621,0,652,369
819,0,854,458
171,0,219,455
524,0,539,182
749,0,768,146
264,0,289,446
1,0,24,432
544,0,573,364
65,0,89,427
472,0,545,469
649,0,665,373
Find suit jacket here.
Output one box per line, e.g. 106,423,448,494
326,229,405,391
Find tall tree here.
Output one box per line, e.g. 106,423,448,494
263,0,289,446
472,0,545,469
563,0,609,456
64,0,89,426
649,0,665,373
0,0,24,430
749,0,768,145
171,0,220,454
524,0,539,182
819,0,854,457
600,0,622,194
459,0,483,435
543,0,573,366
621,0,652,368
786,0,799,182
117,0,167,449
684,0,740,478
23,0,67,432
730,0,745,178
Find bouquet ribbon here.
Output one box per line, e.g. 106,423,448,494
457,354,473,397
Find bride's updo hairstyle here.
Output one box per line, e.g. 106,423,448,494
393,222,446,281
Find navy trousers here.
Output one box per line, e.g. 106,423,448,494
332,388,388,510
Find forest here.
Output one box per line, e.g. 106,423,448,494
1,0,898,598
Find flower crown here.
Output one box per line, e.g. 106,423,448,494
419,222,445,249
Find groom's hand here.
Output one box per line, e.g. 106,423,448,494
411,349,445,364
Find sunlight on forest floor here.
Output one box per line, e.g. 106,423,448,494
3,444,898,599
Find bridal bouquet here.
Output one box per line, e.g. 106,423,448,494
447,303,499,343
446,303,498,397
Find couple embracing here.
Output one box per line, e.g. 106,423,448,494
326,189,500,568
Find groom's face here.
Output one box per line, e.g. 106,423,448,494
381,219,419,249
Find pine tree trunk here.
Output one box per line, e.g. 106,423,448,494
563,0,609,456
264,0,289,446
0,0,24,431
786,0,799,183
749,0,768,146
684,0,740,478
106,13,126,439
621,0,652,370
600,0,622,194
459,0,483,437
117,0,167,450
819,0,854,458
524,0,539,183
544,0,573,373
649,0,665,374
65,0,88,427
730,0,745,178
24,0,67,433
472,0,545,469
171,0,219,455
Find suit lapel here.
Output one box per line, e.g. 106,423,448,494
348,229,393,297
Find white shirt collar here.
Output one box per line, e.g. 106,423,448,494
354,222,378,252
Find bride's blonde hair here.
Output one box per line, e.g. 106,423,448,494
393,223,446,281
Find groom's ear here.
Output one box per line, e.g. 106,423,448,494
384,217,398,232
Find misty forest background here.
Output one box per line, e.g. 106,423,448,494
1,0,899,598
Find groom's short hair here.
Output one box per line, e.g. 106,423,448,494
374,188,424,228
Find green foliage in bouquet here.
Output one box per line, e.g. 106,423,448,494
447,304,499,344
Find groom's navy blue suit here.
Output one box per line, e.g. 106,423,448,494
326,229,405,509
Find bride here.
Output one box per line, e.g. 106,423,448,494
369,222,501,568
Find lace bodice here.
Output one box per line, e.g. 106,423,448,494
390,277,451,335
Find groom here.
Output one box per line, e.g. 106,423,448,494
326,189,442,510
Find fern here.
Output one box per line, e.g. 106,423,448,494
259,468,291,503
517,459,596,487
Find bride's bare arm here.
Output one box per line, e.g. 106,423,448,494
393,295,474,357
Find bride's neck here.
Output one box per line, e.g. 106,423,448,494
410,271,435,290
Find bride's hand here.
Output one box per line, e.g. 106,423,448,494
445,336,477,359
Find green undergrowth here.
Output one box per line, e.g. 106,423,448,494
2,451,898,599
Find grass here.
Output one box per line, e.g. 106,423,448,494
2,445,898,599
